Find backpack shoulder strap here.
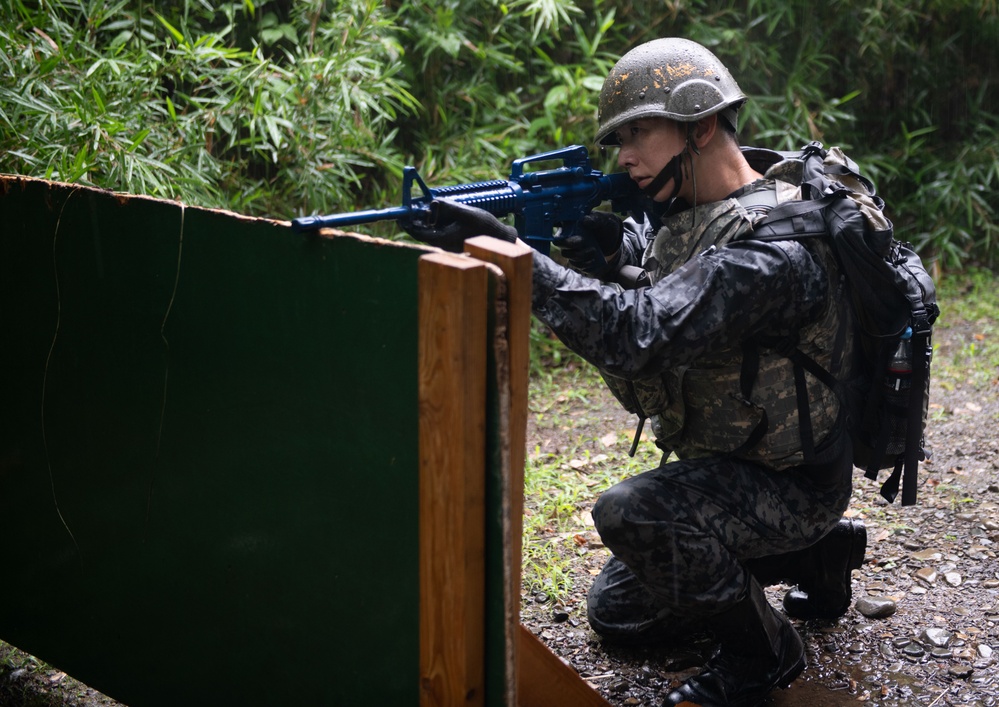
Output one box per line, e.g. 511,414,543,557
751,197,834,239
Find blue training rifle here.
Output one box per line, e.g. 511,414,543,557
290,144,643,258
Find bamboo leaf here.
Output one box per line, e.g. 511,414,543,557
86,58,106,77
153,12,186,46
128,129,150,153
91,86,106,112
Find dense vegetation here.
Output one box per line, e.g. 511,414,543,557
1,0,997,269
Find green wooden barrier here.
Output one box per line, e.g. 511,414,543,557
0,176,615,707
0,176,434,705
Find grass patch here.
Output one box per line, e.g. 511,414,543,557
932,267,999,394
0,641,52,707
523,344,662,603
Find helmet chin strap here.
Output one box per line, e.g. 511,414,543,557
642,148,686,202
642,124,700,206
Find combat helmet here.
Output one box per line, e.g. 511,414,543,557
596,38,746,146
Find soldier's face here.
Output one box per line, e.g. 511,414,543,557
615,118,686,202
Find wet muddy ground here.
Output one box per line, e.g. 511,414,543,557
521,311,999,706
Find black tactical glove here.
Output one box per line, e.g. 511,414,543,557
401,198,518,253
556,211,624,278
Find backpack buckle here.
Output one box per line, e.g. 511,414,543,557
802,141,827,159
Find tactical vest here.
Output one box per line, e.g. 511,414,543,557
601,163,855,469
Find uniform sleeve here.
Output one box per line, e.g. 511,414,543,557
531,238,830,379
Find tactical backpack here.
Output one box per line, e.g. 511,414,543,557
749,142,939,505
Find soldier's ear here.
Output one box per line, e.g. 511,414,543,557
692,115,718,149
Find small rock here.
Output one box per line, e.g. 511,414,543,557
979,644,994,661
922,627,952,647
903,643,925,659
915,566,938,584
609,679,629,694
945,571,963,586
552,606,569,623
950,664,974,679
912,548,943,561
856,595,898,619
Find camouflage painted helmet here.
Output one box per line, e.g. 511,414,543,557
596,38,746,146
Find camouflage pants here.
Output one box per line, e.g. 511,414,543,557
587,443,853,643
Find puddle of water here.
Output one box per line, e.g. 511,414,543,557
768,678,859,706
767,658,934,706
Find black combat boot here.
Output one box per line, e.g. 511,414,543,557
782,518,866,620
662,578,805,707
746,518,867,621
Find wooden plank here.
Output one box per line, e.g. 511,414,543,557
418,252,489,707
464,237,533,706
464,239,611,707
518,625,612,707
464,237,532,571
465,239,609,707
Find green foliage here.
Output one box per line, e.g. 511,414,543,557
0,0,417,217
866,118,999,270
1,0,997,267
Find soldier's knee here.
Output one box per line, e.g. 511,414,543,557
586,595,619,638
591,482,630,538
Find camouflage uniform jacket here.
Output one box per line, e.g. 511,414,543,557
531,149,855,470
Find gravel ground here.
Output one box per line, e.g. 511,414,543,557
521,307,999,706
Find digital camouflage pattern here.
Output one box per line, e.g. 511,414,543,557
529,146,858,640
539,158,855,468
585,446,853,641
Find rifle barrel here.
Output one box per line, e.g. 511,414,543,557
291,205,413,233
